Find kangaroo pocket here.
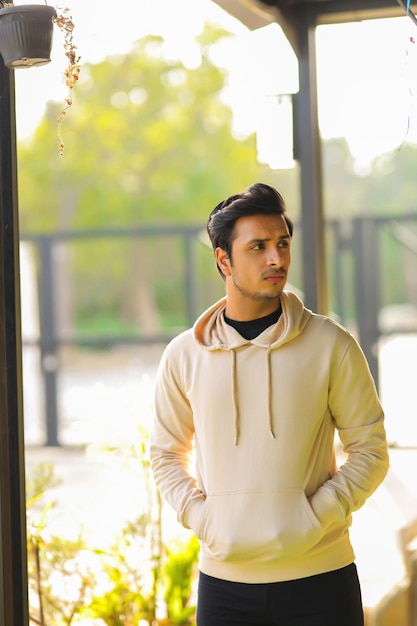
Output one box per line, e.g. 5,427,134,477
195,489,325,563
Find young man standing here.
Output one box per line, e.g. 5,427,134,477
150,183,389,626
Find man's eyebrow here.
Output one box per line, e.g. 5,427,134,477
247,234,291,244
246,237,269,246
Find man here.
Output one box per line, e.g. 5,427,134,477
150,182,389,626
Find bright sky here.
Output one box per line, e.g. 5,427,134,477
13,0,417,168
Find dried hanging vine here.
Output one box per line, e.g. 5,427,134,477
54,6,80,155
0,2,80,154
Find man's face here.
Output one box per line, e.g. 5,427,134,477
215,213,291,320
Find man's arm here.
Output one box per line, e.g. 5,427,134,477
309,335,389,528
149,346,205,531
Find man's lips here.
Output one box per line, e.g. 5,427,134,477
263,271,286,282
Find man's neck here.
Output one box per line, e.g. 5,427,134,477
224,298,281,322
224,307,282,340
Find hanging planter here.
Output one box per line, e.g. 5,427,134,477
0,3,56,68
0,2,80,155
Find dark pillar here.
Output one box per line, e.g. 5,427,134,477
0,60,30,624
353,217,380,389
38,237,60,446
292,14,328,315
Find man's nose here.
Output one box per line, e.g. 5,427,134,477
267,248,283,266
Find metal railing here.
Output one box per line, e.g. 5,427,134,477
21,214,417,445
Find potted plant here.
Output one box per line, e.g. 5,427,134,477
0,2,57,68
0,1,80,154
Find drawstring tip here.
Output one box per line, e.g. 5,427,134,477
234,436,239,446
270,429,276,439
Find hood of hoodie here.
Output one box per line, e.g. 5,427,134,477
193,290,312,444
193,290,311,351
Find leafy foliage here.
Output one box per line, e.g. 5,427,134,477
18,26,292,233
17,19,417,333
26,450,199,625
163,537,200,625
17,23,299,335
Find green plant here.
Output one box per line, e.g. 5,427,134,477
87,422,165,624
25,417,200,625
26,462,97,626
84,515,161,625
163,536,199,625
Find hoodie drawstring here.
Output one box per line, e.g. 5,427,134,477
231,349,240,445
266,348,276,439
231,347,276,445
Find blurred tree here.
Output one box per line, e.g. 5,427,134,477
322,137,417,319
17,24,299,335
18,25,298,231
322,136,417,218
359,142,417,215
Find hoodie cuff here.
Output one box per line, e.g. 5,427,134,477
182,496,205,533
309,487,342,529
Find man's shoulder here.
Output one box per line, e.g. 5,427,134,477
307,311,354,343
165,326,195,355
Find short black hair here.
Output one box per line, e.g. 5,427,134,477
207,182,293,278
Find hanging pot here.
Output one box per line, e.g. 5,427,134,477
0,4,56,68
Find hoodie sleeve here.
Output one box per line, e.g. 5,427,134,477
149,342,205,531
309,334,389,528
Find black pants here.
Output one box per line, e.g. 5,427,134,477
196,563,364,626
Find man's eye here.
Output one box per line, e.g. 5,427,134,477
278,241,289,248
252,244,263,250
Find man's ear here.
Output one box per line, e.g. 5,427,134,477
215,247,231,276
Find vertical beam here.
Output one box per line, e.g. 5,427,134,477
332,221,346,322
184,232,198,326
292,14,328,315
353,218,380,389
0,60,30,625
38,237,59,446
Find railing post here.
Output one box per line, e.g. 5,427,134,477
184,232,198,326
353,217,380,390
38,237,60,446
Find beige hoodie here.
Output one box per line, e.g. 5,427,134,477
150,290,389,583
